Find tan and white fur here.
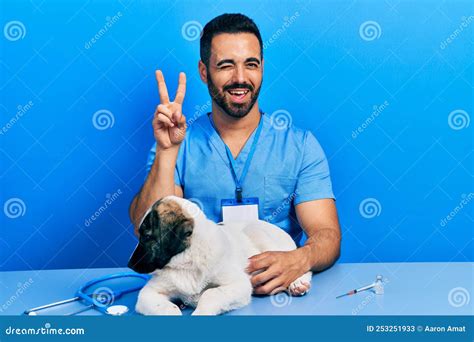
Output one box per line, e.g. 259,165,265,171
130,196,312,315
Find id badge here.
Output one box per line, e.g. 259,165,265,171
221,197,259,223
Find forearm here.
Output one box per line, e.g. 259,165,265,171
299,227,341,272
130,147,179,229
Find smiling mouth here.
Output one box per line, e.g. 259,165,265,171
226,89,250,103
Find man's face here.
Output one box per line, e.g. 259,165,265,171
204,33,263,118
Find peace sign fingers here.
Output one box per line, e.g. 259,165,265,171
174,72,186,104
155,70,170,104
152,70,187,151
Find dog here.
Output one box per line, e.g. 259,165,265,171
128,196,312,315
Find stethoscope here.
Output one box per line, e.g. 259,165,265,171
24,272,150,316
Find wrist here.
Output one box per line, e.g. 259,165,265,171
152,146,179,172
156,144,180,157
297,245,314,272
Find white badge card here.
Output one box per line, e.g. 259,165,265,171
221,198,259,223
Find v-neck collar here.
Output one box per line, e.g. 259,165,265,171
204,112,268,168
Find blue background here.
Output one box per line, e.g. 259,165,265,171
1,0,472,271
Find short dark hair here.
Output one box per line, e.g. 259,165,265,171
200,13,263,67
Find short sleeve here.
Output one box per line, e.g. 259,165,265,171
144,142,183,187
294,131,335,205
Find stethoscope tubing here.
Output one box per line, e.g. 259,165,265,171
24,272,150,316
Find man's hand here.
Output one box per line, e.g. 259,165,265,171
247,249,311,295
153,70,187,150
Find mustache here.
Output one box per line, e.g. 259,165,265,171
223,83,254,92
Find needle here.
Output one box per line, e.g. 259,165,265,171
336,275,384,299
336,283,375,298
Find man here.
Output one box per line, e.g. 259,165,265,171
129,13,341,295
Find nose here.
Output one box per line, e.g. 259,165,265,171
231,64,246,84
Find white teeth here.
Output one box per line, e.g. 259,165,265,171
228,90,248,96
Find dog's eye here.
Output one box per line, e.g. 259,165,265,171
184,231,192,238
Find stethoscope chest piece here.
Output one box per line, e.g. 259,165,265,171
106,305,129,316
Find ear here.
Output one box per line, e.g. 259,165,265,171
198,60,208,84
149,206,161,230
128,208,161,274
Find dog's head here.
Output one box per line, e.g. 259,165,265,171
128,196,199,274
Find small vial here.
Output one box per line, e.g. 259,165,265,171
374,275,384,295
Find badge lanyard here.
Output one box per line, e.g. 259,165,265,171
210,114,263,203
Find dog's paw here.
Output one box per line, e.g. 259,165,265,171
289,272,312,296
191,308,217,316
136,302,183,316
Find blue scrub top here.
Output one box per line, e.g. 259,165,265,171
145,112,335,245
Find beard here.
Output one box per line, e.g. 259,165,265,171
207,74,261,119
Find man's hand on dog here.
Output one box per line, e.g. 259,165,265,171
247,249,311,296
153,70,187,150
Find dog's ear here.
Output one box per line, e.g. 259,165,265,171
128,209,161,274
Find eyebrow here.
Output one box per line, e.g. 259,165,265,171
216,57,261,67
